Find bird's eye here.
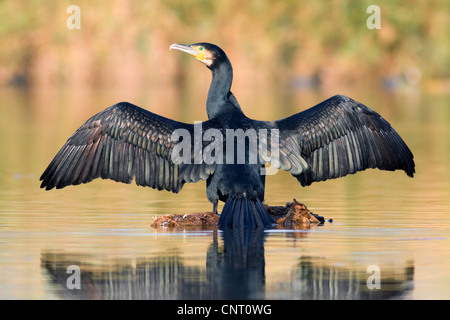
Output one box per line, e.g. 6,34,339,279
199,46,204,51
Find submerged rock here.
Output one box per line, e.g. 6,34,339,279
151,199,329,230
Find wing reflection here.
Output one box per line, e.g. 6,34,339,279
41,230,414,300
284,256,414,300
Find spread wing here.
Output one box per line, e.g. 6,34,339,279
256,95,415,186
40,102,217,192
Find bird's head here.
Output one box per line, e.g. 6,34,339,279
170,42,228,69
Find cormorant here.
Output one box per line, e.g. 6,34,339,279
40,42,415,229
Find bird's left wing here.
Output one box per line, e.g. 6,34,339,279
253,95,415,186
40,102,217,192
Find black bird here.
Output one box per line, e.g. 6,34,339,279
40,42,415,229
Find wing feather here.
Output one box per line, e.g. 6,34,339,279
40,102,217,192
255,95,414,186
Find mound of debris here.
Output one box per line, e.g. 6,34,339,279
264,199,325,226
151,212,219,229
151,199,329,229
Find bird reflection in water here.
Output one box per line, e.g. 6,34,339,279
41,228,414,300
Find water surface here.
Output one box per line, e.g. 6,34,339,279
0,86,449,299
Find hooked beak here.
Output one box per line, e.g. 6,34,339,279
170,43,205,62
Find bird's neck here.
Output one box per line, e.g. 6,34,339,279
206,60,235,119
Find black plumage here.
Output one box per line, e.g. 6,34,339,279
40,42,415,229
266,94,415,186
40,102,220,192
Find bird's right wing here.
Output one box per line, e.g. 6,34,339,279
40,102,217,192
256,95,415,186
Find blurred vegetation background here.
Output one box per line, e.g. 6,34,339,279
0,0,449,92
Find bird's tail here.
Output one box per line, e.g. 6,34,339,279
218,197,275,229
